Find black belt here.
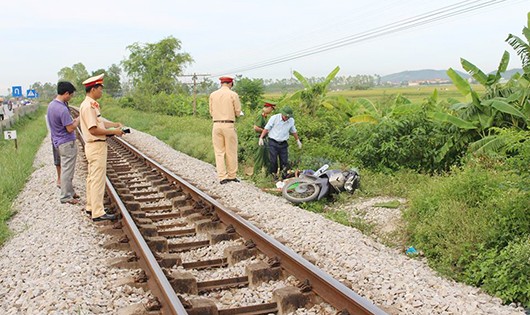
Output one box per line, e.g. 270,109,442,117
213,120,234,123
270,138,287,145
92,139,106,143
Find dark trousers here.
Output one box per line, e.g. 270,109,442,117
268,139,289,179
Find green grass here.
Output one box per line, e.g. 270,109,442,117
265,84,484,104
89,92,530,306
101,100,430,198
404,164,530,307
102,105,216,164
357,168,429,198
0,106,48,245
373,200,401,208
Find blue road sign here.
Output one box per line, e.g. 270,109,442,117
26,89,36,98
12,86,22,97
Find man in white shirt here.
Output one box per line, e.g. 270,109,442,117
258,106,302,180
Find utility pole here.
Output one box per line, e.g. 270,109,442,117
180,73,210,116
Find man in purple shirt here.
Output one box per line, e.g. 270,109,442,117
47,81,80,205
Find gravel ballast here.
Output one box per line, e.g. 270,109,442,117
0,129,525,315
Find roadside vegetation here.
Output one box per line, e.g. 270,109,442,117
0,106,47,243
103,15,530,308
8,12,529,308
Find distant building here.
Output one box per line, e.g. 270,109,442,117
408,79,452,86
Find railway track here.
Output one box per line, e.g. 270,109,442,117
73,109,387,315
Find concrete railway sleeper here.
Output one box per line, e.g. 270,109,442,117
71,108,387,315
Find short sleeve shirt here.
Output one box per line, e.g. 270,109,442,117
47,99,76,147
79,96,106,142
264,113,297,142
209,86,241,121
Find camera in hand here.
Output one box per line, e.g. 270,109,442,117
107,127,131,137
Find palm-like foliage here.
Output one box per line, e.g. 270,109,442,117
505,12,530,77
349,93,419,125
432,14,530,158
290,66,340,115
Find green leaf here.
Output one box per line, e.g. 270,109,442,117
435,139,453,163
450,102,470,111
292,70,311,89
289,90,303,100
469,135,507,156
393,104,421,115
496,51,510,74
431,89,439,101
349,114,379,124
323,66,340,86
447,97,461,105
506,91,522,102
355,98,379,115
471,90,482,108
432,112,477,129
447,68,471,96
488,99,528,120
477,112,494,129
506,34,530,74
461,58,488,85
322,101,334,110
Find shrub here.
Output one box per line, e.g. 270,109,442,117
341,108,461,173
404,164,530,306
466,238,530,307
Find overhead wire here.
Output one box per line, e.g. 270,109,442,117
210,0,512,77
237,0,404,57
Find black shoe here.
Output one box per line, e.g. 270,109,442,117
228,178,240,183
220,179,230,184
92,213,117,222
87,208,111,216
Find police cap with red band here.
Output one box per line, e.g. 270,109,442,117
219,76,234,83
82,74,105,87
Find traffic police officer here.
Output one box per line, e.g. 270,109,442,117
79,74,124,221
209,76,242,184
253,102,276,175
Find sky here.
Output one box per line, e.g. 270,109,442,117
1,0,529,95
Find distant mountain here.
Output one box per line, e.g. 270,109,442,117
380,68,523,84
380,69,468,84
489,68,523,78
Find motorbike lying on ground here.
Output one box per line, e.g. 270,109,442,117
282,164,361,204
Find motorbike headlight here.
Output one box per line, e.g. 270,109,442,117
344,180,353,192
344,173,359,193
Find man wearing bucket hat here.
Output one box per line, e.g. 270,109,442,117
258,105,302,180
252,101,276,175
209,76,242,184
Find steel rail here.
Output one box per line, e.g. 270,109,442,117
71,107,188,315
105,178,188,315
112,136,388,315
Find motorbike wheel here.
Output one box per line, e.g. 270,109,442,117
282,178,321,204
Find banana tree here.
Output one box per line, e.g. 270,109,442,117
290,66,340,115
349,93,419,125
506,11,530,78
433,51,528,136
433,13,530,157
505,11,530,118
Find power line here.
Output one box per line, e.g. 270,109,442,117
179,73,210,115
211,0,511,77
